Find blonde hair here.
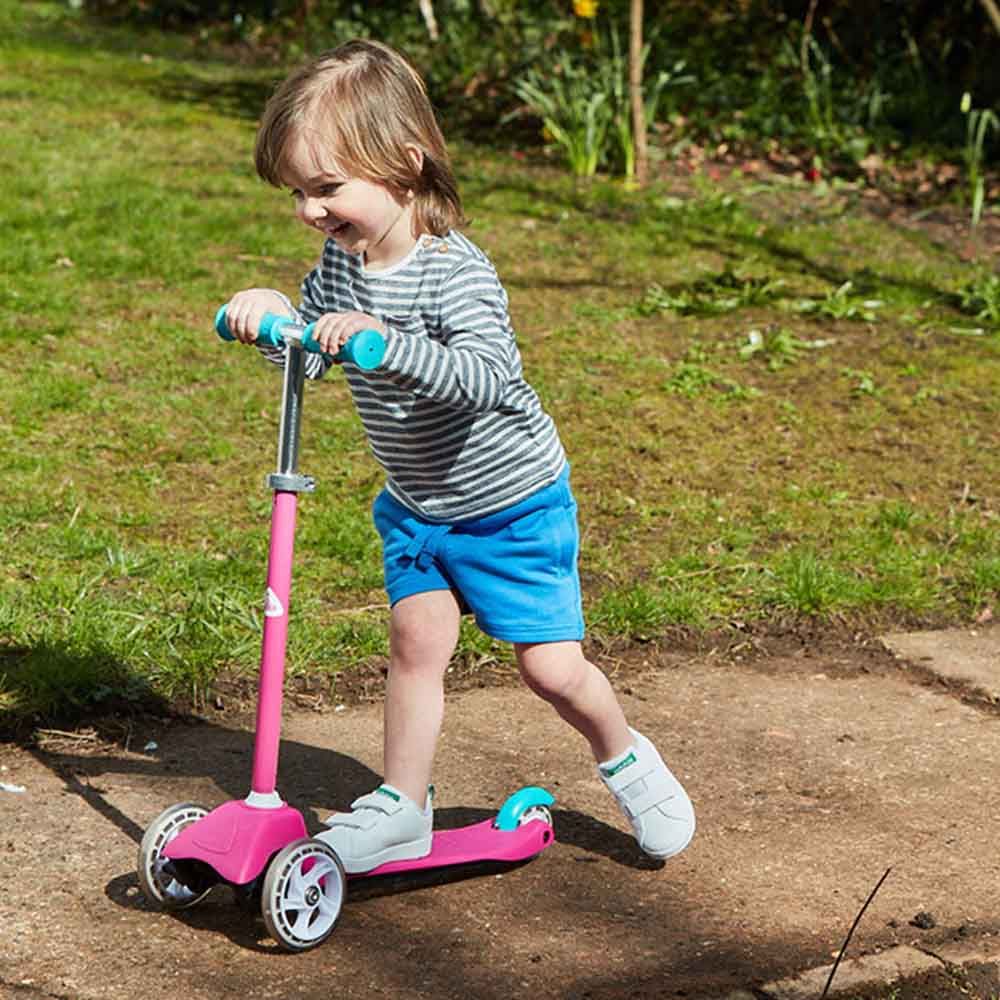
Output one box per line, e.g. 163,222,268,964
255,40,465,236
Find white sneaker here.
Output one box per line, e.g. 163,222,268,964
599,728,695,860
316,784,433,874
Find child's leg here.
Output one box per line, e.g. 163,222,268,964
515,640,695,860
383,589,462,803
513,640,632,762
317,589,459,872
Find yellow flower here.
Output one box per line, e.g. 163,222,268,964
573,0,598,18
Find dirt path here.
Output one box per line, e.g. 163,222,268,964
2,627,1000,999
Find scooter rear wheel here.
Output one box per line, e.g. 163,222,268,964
517,804,553,828
262,837,346,951
137,802,212,909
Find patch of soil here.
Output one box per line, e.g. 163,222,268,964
6,620,1000,1000
655,143,1000,266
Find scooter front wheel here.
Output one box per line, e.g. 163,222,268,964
137,802,212,909
262,837,347,951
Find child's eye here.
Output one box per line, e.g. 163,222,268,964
289,184,340,199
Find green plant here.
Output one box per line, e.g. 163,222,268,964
797,32,874,166
957,271,1000,326
739,325,832,371
873,501,919,534
842,368,879,397
790,281,882,323
960,91,999,230
589,580,708,638
765,549,855,614
598,23,692,181
510,17,692,181
960,555,1000,608
510,53,612,177
641,268,784,317
589,584,667,638
663,359,715,397
800,34,840,158
663,344,755,398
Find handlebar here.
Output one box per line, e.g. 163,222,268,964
214,306,386,371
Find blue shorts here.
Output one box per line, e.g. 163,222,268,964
372,468,584,644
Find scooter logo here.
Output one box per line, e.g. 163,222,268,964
264,587,284,618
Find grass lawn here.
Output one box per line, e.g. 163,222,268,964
1,1,998,730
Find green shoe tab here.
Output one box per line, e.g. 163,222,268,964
601,750,637,778
376,785,401,802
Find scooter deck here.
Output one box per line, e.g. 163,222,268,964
358,816,555,878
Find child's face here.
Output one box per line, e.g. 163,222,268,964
282,131,416,269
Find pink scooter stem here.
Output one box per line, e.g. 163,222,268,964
251,490,298,795
248,331,314,796
215,307,384,793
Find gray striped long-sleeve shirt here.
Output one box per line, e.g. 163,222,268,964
262,229,566,522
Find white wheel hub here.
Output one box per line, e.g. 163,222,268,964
517,804,553,827
262,838,346,951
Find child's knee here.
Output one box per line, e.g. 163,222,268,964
389,592,460,672
516,642,588,703
391,629,448,675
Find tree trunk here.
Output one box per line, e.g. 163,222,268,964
978,0,1000,37
629,0,648,186
418,0,440,41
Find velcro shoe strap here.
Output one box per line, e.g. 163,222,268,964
326,791,401,833
325,810,374,832
612,768,677,820
350,788,406,816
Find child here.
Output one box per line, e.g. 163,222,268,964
222,39,694,872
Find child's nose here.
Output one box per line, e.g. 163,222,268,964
299,197,326,224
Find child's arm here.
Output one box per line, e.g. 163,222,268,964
374,258,520,412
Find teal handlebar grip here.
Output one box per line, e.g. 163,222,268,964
301,325,386,370
214,306,385,371
258,313,294,347
214,304,236,340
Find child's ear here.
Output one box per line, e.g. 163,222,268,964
405,143,425,175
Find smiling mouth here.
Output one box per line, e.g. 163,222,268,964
326,221,351,237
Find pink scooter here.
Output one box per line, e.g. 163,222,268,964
136,309,555,951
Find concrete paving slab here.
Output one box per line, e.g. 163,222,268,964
759,945,940,999
882,625,1000,699
935,934,1000,968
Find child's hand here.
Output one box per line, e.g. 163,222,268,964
309,311,387,358
223,289,292,344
